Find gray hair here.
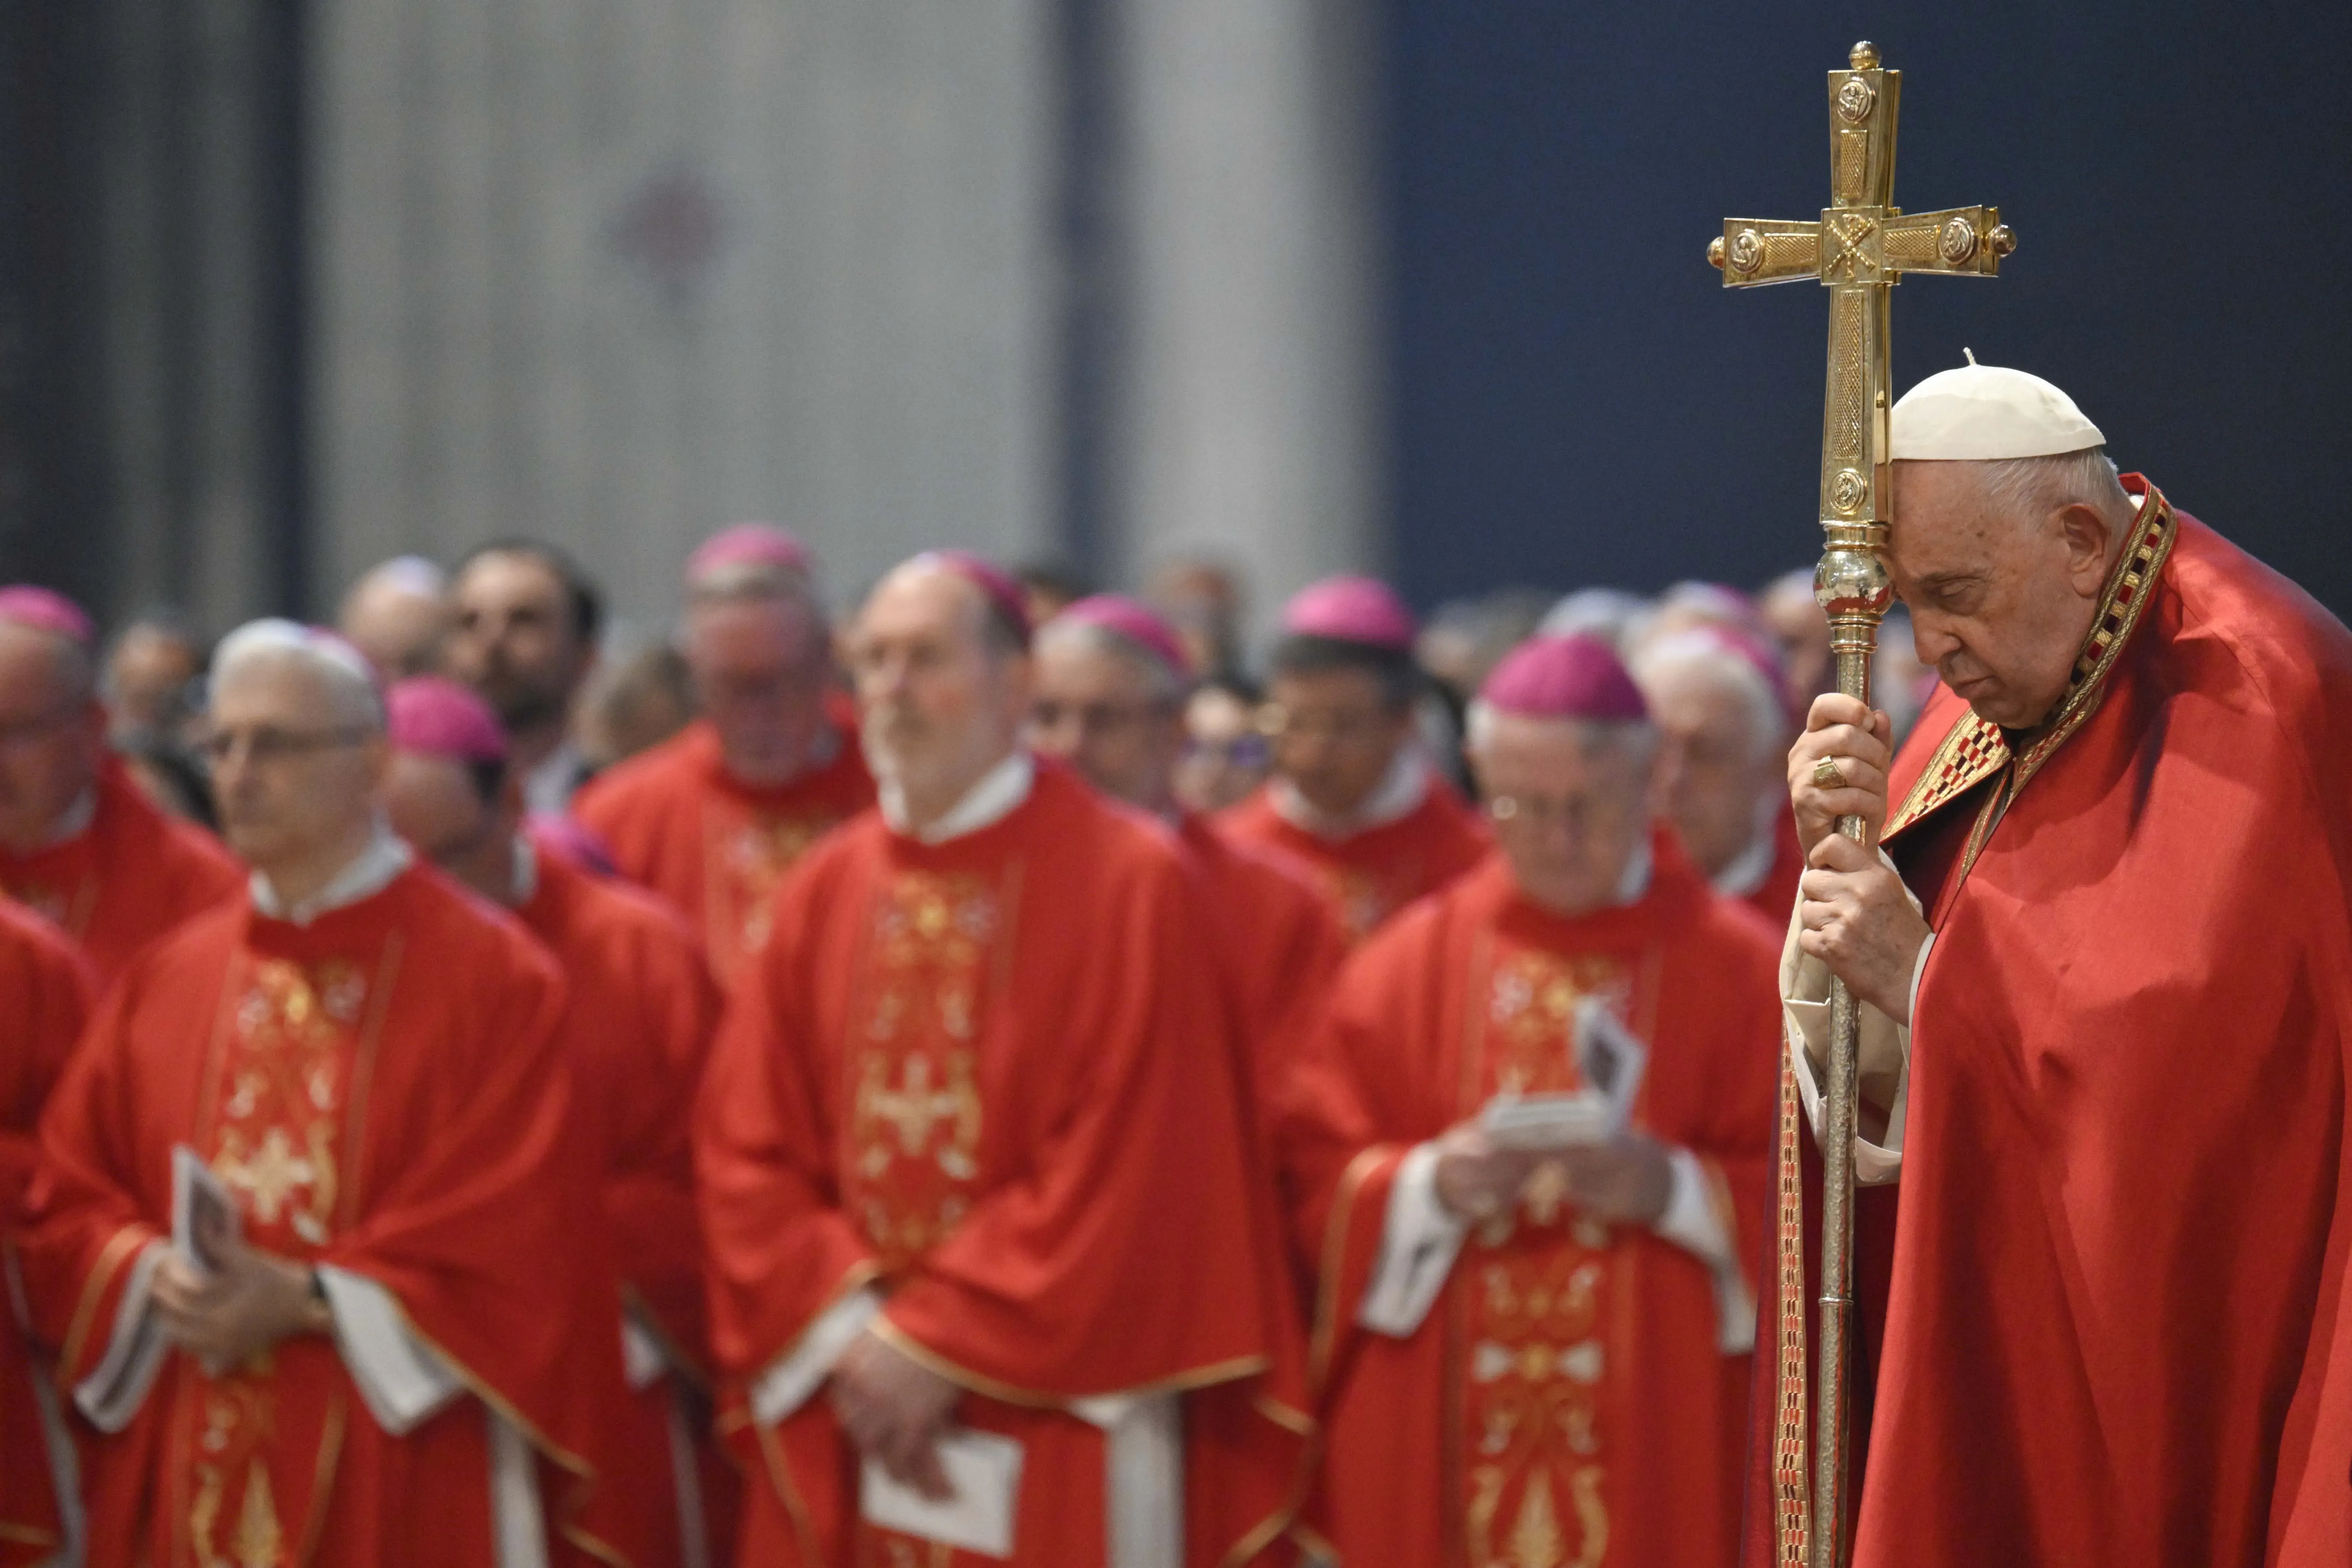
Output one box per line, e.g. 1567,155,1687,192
211,619,386,729
1538,587,1654,652
1464,700,1659,767
1629,630,1787,766
1033,619,1188,709
1977,446,2133,532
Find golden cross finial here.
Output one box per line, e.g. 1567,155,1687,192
1704,41,2015,1568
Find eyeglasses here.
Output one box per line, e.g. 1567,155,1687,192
199,725,374,767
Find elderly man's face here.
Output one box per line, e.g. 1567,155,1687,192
207,658,385,873
1029,637,1182,810
0,623,105,851
1265,666,1413,821
447,553,591,731
1174,687,1269,815
1641,664,1780,880
847,568,1030,813
1477,712,1657,918
1888,462,2113,729
686,596,831,784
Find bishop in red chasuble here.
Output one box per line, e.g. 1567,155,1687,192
0,589,241,984
0,899,95,1567
1219,576,1488,944
18,621,625,1568
1285,635,1780,1568
575,528,873,988
699,556,1304,1567
1759,361,2352,1566
385,674,731,1568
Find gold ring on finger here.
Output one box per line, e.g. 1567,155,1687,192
1812,756,1845,789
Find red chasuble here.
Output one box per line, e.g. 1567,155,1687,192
698,763,1305,1566
0,758,241,985
1740,812,1804,931
1285,840,1780,1568
1744,480,2352,1568
18,864,628,1568
0,902,94,1567
574,714,875,988
514,844,729,1568
1177,814,1348,1117
1217,779,1489,945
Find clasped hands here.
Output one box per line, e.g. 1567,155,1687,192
1431,1120,1673,1229
150,1225,330,1375
1788,693,1931,1026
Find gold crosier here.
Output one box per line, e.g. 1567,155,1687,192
1706,41,2013,1568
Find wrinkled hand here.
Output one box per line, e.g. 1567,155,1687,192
1799,831,1931,1025
829,1328,959,1500
150,1235,326,1374
1555,1131,1675,1227
1788,694,1894,856
1432,1120,1546,1222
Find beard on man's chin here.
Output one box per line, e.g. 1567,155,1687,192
486,685,567,733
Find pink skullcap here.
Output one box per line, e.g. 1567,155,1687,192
386,676,509,765
1282,575,1416,651
1049,594,1193,682
686,523,812,584
914,550,1031,646
0,586,95,646
1479,635,1649,723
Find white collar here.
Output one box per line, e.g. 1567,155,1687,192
1271,747,1432,841
508,834,539,905
1708,798,1784,898
250,818,414,927
37,786,97,849
879,750,1035,845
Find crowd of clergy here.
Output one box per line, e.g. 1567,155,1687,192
4,360,2350,1568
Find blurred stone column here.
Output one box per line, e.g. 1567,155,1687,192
311,0,1063,629
1104,0,1386,649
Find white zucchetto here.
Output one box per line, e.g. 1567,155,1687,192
1890,351,2105,460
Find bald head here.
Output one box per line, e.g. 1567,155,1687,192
340,557,454,679
1888,449,2134,728
847,560,1032,832
0,618,106,851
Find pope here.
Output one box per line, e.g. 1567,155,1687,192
1758,361,2352,1566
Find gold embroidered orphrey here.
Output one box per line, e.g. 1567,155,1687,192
1706,41,2015,1568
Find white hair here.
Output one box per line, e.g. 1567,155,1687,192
1975,446,2133,531
1464,699,1659,767
1629,630,1787,766
1033,619,1188,709
211,619,386,728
